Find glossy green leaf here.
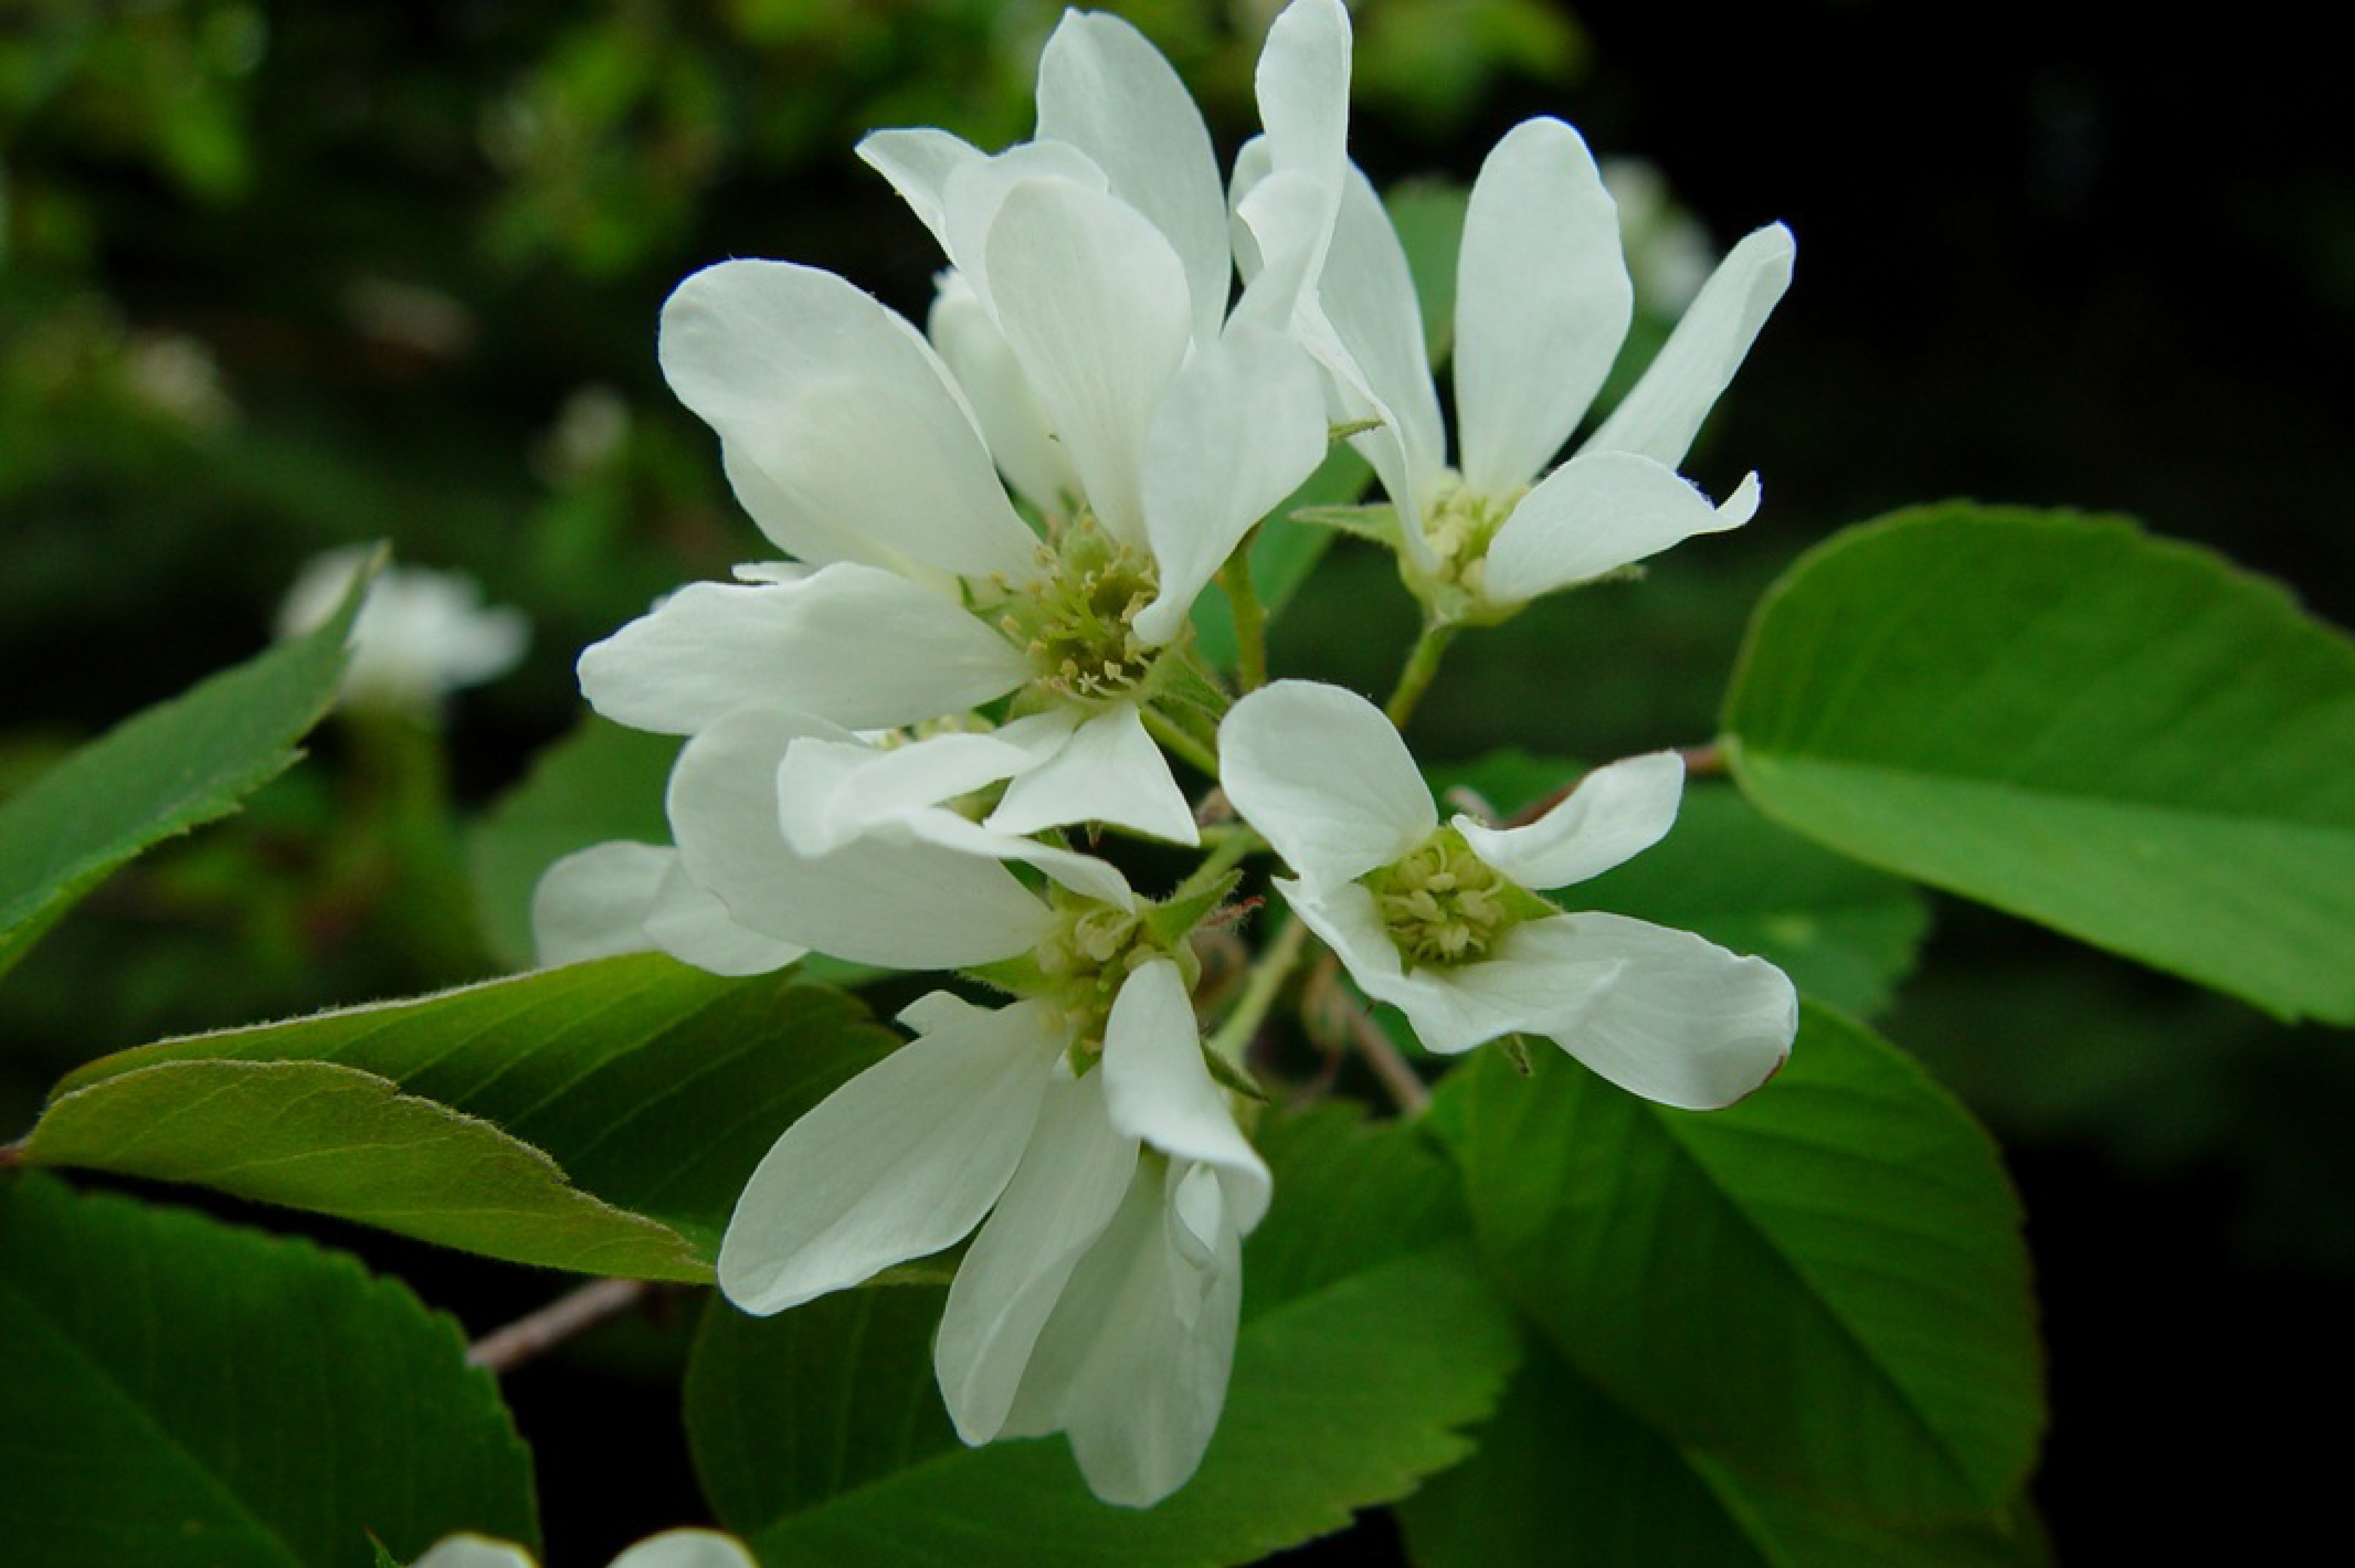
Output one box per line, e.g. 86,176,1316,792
25,954,895,1275
468,714,679,969
1429,1004,2042,1524
1724,504,2355,1022
685,1106,1519,1566
0,550,368,979
0,1172,536,1567
1399,1339,2047,1568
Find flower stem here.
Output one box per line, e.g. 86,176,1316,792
1207,912,1309,1073
1170,823,1262,910
1219,549,1270,694
1384,620,1459,730
1144,703,1221,778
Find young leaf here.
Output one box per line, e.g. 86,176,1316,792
1398,1339,2048,1568
1724,504,2355,1023
24,954,896,1273
1428,1003,2043,1525
0,1172,537,1567
683,1106,1519,1567
0,550,370,979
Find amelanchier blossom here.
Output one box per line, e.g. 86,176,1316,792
1240,102,1793,624
573,3,1345,844
410,1528,754,1568
1220,680,1796,1109
277,546,528,716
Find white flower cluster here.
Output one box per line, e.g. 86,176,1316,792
536,0,1798,1509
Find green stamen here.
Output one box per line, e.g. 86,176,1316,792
997,514,1161,703
1360,824,1539,970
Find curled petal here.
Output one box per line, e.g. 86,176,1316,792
1453,750,1684,890
1102,958,1269,1230
717,1000,1068,1313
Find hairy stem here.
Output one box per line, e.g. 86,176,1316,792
1207,912,1309,1073
1143,703,1221,779
1219,549,1270,694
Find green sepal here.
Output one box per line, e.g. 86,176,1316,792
1292,502,1401,546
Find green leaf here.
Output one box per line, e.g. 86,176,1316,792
0,549,369,979
1398,1339,2048,1568
1578,783,1930,1018
25,954,896,1275
0,1172,536,1567
685,1106,1519,1566
468,714,679,969
1723,504,2355,1022
1429,1004,2042,1524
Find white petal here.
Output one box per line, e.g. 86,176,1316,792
531,841,671,967
1480,449,1748,604
938,140,1112,293
901,807,1138,913
668,710,1052,968
577,566,1029,736
1219,680,1435,882
1134,323,1327,647
777,730,1037,857
1037,9,1230,347
1243,0,1353,305
1279,879,1622,1055
928,270,1079,517
1000,1153,1242,1507
410,1536,537,1568
1454,750,1684,890
1102,958,1270,1230
981,179,1193,547
1586,222,1795,468
987,704,1200,846
658,260,1037,580
1313,167,1448,560
856,127,986,253
1455,118,1634,497
641,856,805,977
934,1069,1137,1444
1520,913,1797,1109
608,1531,760,1568
717,1000,1067,1313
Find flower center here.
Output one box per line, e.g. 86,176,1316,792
998,514,1161,703
1032,889,1166,1054
1403,476,1527,624
1360,825,1533,970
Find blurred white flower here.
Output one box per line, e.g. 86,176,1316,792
277,546,528,716
1600,156,1717,312
1220,680,1795,1109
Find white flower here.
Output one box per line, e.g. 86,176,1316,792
1219,680,1795,1109
576,4,1346,844
410,1528,754,1568
277,546,528,715
719,961,1269,1507
1238,106,1793,622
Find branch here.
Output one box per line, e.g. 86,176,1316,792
467,1277,652,1373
